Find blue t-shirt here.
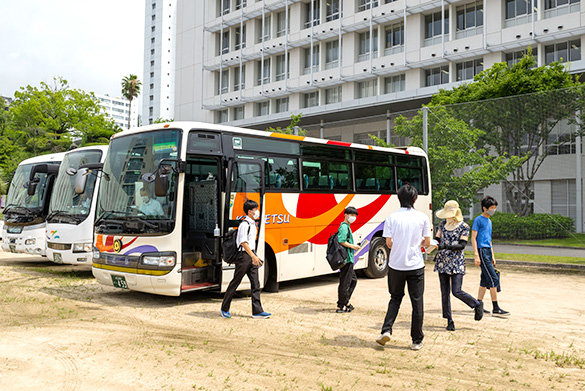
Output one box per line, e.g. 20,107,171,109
472,215,492,249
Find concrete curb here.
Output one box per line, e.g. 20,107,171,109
492,242,585,250
461,258,585,272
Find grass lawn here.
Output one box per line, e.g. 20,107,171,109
494,233,585,248
464,251,585,265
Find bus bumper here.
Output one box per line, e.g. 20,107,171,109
1,234,46,256
92,266,181,297
47,248,92,265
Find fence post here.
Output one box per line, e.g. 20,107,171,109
577,110,583,233
422,106,429,154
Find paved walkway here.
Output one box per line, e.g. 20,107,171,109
466,244,585,258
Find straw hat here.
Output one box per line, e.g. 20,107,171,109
435,200,463,222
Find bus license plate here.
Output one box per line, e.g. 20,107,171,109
53,253,63,263
9,245,16,253
111,275,128,289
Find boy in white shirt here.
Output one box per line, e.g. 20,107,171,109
376,184,431,351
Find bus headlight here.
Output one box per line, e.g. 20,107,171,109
25,238,36,245
141,254,176,267
73,242,93,253
93,247,100,260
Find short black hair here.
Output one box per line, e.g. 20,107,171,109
481,196,498,212
243,199,259,215
344,206,358,216
397,184,418,209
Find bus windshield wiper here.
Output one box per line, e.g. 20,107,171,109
3,204,34,216
95,210,132,226
47,210,70,220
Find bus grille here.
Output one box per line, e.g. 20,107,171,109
47,242,72,250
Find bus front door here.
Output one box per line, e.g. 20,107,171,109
222,158,265,292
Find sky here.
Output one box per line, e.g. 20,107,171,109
0,0,145,99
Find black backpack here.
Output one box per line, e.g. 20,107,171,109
221,221,250,264
326,229,349,271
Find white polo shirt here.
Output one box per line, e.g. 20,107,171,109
383,207,432,271
236,216,257,251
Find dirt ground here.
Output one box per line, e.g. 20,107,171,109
0,251,584,391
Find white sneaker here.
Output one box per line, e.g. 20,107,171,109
411,342,423,351
376,332,391,346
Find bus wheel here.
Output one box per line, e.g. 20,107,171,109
263,248,279,293
365,237,389,278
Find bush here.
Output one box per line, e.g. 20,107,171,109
471,212,575,240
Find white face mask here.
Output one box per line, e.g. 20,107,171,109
486,208,496,216
348,216,357,224
142,196,149,203
253,210,260,219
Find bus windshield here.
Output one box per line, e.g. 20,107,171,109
96,129,181,234
5,163,50,212
48,149,104,223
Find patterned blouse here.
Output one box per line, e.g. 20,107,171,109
434,221,470,275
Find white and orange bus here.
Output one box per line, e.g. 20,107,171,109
89,122,431,296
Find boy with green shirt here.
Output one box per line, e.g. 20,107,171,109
336,207,361,313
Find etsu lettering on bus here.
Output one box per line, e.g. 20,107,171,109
236,214,291,224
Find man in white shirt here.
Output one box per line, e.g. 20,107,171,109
221,200,271,319
376,184,431,351
139,187,164,216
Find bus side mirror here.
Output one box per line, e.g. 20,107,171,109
27,182,37,196
154,171,169,197
74,168,89,195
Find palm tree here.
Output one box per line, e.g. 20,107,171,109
121,74,142,129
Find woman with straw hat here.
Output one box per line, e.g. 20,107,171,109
434,200,484,331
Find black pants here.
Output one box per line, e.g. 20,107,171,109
438,272,479,321
337,262,357,308
381,267,425,344
221,252,264,315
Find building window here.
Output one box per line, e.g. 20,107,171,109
357,0,378,13
303,92,319,108
358,30,378,62
150,83,154,90
384,23,404,55
425,65,449,86
232,106,244,120
544,0,579,18
545,40,581,65
325,86,342,104
326,0,341,21
151,48,155,55
384,74,405,93
304,0,321,28
150,60,155,67
546,118,578,155
357,79,377,98
552,179,576,220
325,40,340,69
151,26,155,32
456,1,483,39
150,72,154,78
234,26,246,50
256,15,271,43
218,0,230,16
424,10,449,46
275,97,289,113
275,54,290,81
151,37,155,44
303,46,320,74
152,14,155,21
216,109,228,123
149,107,154,116
221,31,229,54
255,101,270,116
149,95,154,102
218,71,229,94
456,59,483,81
276,11,290,37
505,48,537,66
504,0,533,27
235,0,247,11
233,65,245,91
256,58,271,85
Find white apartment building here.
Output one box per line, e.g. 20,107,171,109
96,94,138,130
175,0,585,231
142,0,177,125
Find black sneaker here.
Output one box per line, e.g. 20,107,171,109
346,304,355,312
492,308,510,318
335,307,345,313
474,302,484,321
446,320,455,331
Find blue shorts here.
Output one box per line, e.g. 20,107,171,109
478,248,500,289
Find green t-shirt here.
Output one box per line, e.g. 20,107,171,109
337,222,354,264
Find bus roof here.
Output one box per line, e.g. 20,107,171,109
64,145,109,155
18,152,67,166
112,121,427,158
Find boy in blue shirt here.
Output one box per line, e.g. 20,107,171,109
472,196,510,318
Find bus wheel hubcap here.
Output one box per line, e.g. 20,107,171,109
375,248,387,270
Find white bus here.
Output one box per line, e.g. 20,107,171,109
90,122,431,296
2,152,66,256
45,146,109,265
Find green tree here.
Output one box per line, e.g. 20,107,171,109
374,106,525,212
431,53,584,215
266,113,308,136
153,117,174,124
121,74,142,129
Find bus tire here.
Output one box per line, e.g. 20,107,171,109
365,237,389,279
263,246,279,293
